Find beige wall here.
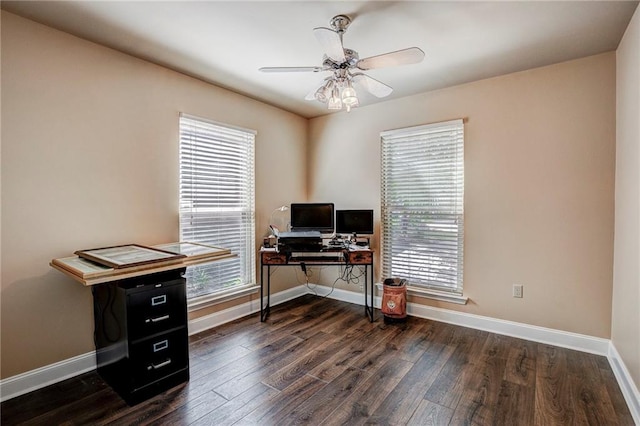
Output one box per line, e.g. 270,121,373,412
308,53,616,339
0,8,632,387
613,6,640,393
0,12,307,379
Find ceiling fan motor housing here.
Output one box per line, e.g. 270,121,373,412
330,15,351,33
323,49,359,71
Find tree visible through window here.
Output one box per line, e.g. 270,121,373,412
380,119,464,293
179,113,256,299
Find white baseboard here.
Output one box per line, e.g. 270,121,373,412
608,342,640,425
407,299,610,355
1,283,636,420
307,284,366,305
318,285,610,355
0,351,96,403
188,284,308,335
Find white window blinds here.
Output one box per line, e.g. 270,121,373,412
381,119,464,293
179,113,256,299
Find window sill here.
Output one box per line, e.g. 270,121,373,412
187,284,259,312
375,283,468,305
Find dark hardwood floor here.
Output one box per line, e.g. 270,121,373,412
1,295,634,425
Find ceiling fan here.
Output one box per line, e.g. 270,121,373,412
259,14,425,112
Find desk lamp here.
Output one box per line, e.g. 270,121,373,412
269,205,289,235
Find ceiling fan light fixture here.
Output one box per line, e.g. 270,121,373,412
344,98,358,112
328,86,343,110
314,87,328,103
316,79,335,103
342,85,358,105
328,95,343,110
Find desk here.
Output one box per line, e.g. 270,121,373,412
260,248,375,323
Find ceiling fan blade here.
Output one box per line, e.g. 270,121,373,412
259,66,325,73
352,73,393,98
356,47,425,70
313,27,345,62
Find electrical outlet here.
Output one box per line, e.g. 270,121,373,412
513,284,523,298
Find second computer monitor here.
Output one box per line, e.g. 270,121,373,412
335,209,374,236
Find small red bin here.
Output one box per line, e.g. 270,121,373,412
381,278,407,323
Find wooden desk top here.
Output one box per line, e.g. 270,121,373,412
51,242,236,286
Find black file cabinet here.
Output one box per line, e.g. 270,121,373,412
92,269,189,405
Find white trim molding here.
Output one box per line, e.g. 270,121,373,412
188,284,307,335
608,342,640,424
0,351,96,403
322,285,609,355
405,299,610,355
187,284,259,312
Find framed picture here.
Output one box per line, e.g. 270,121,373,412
153,241,231,261
75,244,186,269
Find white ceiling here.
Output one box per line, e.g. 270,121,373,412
3,1,638,118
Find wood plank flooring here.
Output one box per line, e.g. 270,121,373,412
1,295,635,425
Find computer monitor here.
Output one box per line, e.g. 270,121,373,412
290,203,335,233
335,210,374,235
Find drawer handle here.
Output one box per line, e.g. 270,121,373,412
147,358,171,370
145,315,170,323
153,340,169,352
151,295,167,306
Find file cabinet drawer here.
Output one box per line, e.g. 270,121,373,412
127,281,186,340
129,329,189,389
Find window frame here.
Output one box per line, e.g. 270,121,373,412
178,113,257,304
380,119,465,299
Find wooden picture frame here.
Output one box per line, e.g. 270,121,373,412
75,244,186,269
153,241,231,261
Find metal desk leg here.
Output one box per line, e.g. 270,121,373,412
261,264,271,322
370,260,374,322
364,265,368,319
364,263,375,322
267,265,271,319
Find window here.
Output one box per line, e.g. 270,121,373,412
381,119,464,294
179,113,256,300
